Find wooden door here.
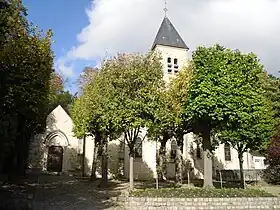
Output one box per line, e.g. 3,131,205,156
47,146,63,172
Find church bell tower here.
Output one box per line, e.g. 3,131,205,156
151,2,189,82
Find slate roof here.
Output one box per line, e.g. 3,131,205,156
151,17,189,50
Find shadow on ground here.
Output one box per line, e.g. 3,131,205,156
33,174,127,210
0,172,38,210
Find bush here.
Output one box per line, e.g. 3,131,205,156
263,126,280,184
263,165,280,184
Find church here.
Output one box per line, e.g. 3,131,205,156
28,15,266,182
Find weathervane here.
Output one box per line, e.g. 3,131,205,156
163,0,168,17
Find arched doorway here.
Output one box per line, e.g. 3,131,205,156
47,146,63,172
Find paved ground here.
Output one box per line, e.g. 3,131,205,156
2,171,280,210
260,185,280,197
32,174,128,210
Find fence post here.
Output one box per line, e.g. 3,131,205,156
255,169,258,186
219,170,223,189
155,139,159,189
187,171,190,186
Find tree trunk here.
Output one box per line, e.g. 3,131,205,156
90,142,98,181
129,154,134,190
90,133,100,181
202,129,213,187
100,137,108,188
82,135,86,177
15,124,31,177
117,141,125,178
175,142,183,184
158,139,168,181
238,151,245,189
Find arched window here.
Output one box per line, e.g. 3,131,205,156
170,140,177,159
134,137,142,158
174,58,179,73
224,143,231,161
167,57,172,73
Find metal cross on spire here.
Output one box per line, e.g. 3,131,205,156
163,0,168,17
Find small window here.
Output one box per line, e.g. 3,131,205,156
170,140,177,159
255,159,260,163
174,69,178,74
174,59,179,71
168,69,172,73
196,144,201,159
167,57,171,63
224,143,231,161
134,137,142,158
168,63,172,68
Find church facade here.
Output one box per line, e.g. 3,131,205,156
28,16,266,181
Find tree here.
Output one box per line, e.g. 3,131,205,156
258,74,280,153
0,0,54,176
71,77,101,181
262,75,280,184
216,51,275,188
219,103,274,188
147,89,173,181
72,65,122,187
264,75,280,126
76,66,99,93
168,64,194,184
99,52,163,190
148,64,193,184
183,45,273,187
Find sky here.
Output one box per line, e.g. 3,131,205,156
23,0,280,93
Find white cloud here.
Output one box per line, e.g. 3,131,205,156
59,0,280,75
55,57,74,78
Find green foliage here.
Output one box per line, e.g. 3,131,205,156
264,75,280,126
99,52,164,151
130,187,274,198
169,64,195,138
185,45,266,130
147,90,173,142
71,94,90,138
183,44,275,187
71,63,121,140
212,49,275,154
0,0,28,44
149,64,194,139
0,0,54,174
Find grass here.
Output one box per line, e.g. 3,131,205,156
130,187,275,198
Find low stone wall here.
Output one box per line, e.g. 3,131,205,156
126,197,280,210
